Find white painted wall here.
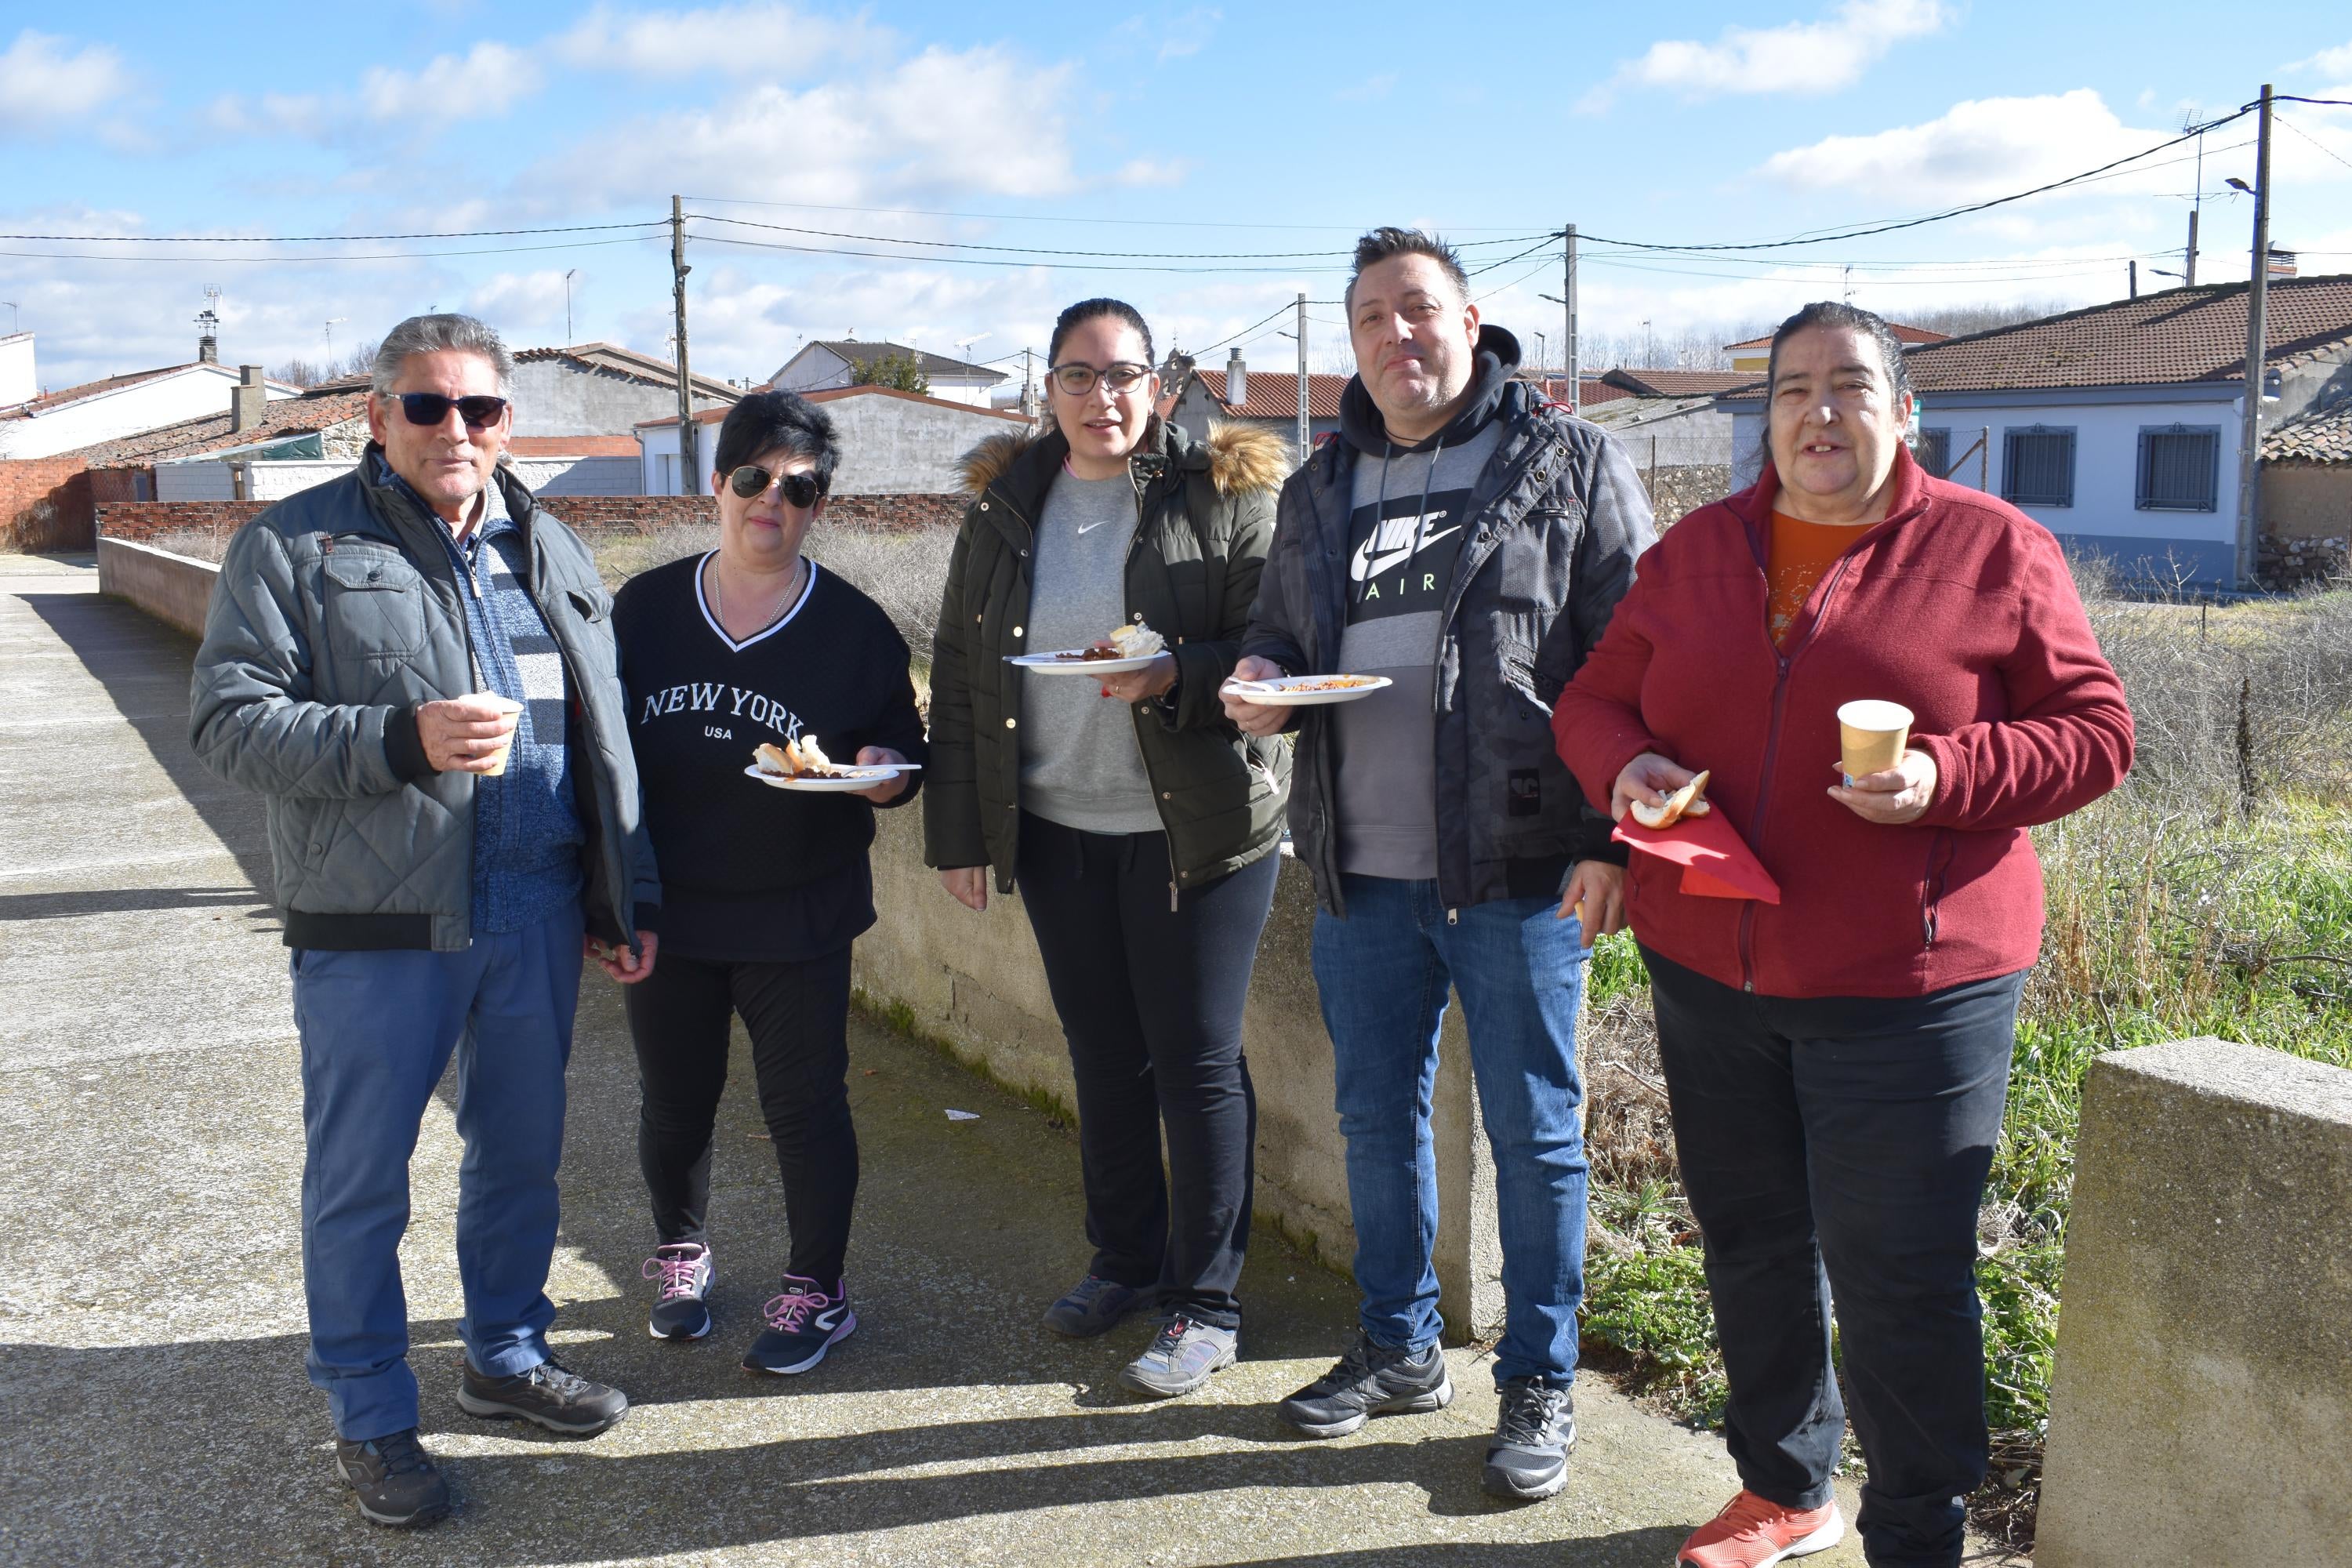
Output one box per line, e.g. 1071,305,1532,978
509,455,639,495
0,333,34,409
635,423,708,495
0,365,298,459
769,345,1002,408
639,394,1025,495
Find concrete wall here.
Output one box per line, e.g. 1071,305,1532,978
2036,1036,2352,1567
511,456,640,496
96,535,220,639
508,361,729,441
853,808,1504,1341
821,394,1031,493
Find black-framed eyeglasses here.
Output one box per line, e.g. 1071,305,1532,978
1048,361,1152,397
389,392,510,430
728,464,823,509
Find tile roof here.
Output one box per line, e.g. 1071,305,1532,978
506,435,643,457
1725,324,1949,351
806,340,1008,384
1602,368,1764,397
1716,277,2352,401
2263,399,2352,463
514,342,746,402
66,390,371,466
1194,370,1349,422
2,362,195,419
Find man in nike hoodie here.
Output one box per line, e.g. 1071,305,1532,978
1225,227,1655,1501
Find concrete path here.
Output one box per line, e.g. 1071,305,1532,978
0,555,1971,1566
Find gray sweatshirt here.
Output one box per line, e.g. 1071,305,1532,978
1018,469,1163,835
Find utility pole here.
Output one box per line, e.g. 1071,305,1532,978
1563,224,1577,410
1295,292,1309,461
670,195,697,497
2234,85,2274,590
2188,122,2205,287
2129,260,2139,299
564,269,577,342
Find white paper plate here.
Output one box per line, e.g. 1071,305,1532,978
743,762,920,793
1219,673,1395,706
1007,650,1162,673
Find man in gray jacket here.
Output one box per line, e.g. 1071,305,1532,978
1225,229,1655,1502
191,314,659,1529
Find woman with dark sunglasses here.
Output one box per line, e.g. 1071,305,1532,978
924,298,1291,1397
608,390,925,1376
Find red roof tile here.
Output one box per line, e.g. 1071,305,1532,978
1726,324,1948,351
67,390,371,466
2265,399,2352,463
506,435,642,457
1602,368,1764,397
1196,371,1349,422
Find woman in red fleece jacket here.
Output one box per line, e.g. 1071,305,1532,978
1552,302,2130,1568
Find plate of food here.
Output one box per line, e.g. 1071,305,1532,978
745,739,920,793
1008,621,1167,673
1218,672,1395,706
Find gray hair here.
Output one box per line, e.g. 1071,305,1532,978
369,313,515,395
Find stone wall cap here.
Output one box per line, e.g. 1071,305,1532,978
2096,1036,2352,1124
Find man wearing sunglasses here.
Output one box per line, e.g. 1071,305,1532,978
191,313,660,1529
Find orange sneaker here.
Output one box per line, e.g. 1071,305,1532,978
1675,1490,1845,1567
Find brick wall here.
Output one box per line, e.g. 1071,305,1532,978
1,456,93,551
97,491,966,543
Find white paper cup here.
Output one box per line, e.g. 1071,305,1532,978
1838,700,1913,786
474,692,524,776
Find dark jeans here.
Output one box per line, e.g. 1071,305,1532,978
1015,812,1279,1330
625,946,858,1287
1644,947,2023,1568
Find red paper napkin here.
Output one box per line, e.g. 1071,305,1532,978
1613,810,1782,903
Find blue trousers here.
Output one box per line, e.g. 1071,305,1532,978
291,905,584,1441
1311,875,1590,1385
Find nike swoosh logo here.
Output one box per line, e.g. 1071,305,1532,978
1353,522,1462,582
1076,521,1114,535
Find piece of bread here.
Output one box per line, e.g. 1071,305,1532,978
1629,769,1711,829
1109,621,1165,658
753,741,792,775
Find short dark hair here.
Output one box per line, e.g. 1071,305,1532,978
712,389,840,493
1345,227,1470,312
1764,301,1913,405
1048,297,1155,368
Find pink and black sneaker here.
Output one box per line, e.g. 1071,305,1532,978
643,1243,715,1341
743,1273,856,1374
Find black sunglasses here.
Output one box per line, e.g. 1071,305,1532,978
390,392,510,430
728,464,823,509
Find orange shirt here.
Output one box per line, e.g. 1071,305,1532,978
1766,510,1871,648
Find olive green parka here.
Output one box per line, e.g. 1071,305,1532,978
923,418,1292,899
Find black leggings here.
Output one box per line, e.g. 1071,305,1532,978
1014,812,1279,1330
624,946,858,1288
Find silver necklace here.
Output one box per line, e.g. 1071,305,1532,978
710,554,804,637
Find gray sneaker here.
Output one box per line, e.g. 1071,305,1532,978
1120,1315,1239,1397
333,1428,450,1528
1484,1376,1576,1500
1041,1274,1144,1338
456,1358,628,1436
1277,1330,1453,1438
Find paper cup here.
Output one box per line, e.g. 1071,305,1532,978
474,693,524,776
1838,700,1913,785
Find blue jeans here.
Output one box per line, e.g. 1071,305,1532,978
290,904,583,1441
1311,874,1590,1385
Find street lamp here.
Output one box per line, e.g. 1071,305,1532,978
564,270,578,342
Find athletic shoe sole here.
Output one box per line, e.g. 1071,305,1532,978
1281,1371,1454,1439
1482,1457,1570,1501
452,1387,628,1436
334,1456,450,1529
1676,1514,1846,1568
744,1311,857,1375
648,1307,713,1341
1119,1338,1238,1397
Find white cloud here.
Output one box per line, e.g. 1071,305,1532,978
1758,89,2165,203
0,30,132,135
531,45,1078,209
1113,158,1190,188
359,42,542,122
1584,0,1947,110
2288,39,2352,80
554,3,889,78
1156,10,1223,62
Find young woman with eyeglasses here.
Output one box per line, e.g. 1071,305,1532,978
608,390,925,1377
924,299,1292,1398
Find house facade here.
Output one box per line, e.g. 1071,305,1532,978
508,343,741,440
637,385,1030,496
770,339,1008,409
0,336,299,459
1718,277,2352,586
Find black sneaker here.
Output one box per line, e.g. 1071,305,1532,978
644,1241,715,1341
1484,1376,1576,1500
1277,1330,1453,1438
455,1358,629,1436
333,1428,450,1528
742,1273,856,1375
1040,1274,1144,1338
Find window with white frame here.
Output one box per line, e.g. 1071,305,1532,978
2136,424,2220,511
2002,426,2075,508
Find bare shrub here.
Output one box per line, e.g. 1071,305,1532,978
804,524,956,669
143,528,232,564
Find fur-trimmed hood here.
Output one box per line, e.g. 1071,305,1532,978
956,419,1290,500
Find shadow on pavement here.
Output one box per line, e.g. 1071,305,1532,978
0,885,264,920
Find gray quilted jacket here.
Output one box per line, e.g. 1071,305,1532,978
189,452,659,951
1240,328,1657,916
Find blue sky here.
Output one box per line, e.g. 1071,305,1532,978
5,2,2351,392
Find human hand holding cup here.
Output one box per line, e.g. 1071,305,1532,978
1831,700,1936,824
419,692,523,775
1836,701,1911,787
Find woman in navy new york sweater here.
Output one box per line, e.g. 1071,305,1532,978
609,390,924,1377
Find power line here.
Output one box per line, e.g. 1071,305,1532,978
1189,303,1299,358
684,212,1555,262
0,220,655,245
687,231,1353,275
0,234,668,264
2276,114,2352,175
679,194,1545,234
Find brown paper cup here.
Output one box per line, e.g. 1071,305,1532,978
475,693,524,776
1838,700,1913,784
